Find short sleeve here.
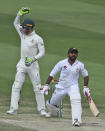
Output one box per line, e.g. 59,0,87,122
80,63,88,77
50,61,62,77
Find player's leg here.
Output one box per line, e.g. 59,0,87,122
46,88,66,117
27,62,46,115
68,84,82,126
7,71,26,114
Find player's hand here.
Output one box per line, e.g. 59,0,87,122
17,7,30,16
83,87,90,98
40,84,50,95
25,56,37,67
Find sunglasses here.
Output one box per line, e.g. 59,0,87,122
23,26,33,30
70,50,78,54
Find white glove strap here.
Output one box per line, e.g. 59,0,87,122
83,87,90,97
40,84,49,95
17,11,22,16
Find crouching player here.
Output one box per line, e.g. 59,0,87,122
41,48,90,127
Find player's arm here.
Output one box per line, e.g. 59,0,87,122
47,61,62,84
13,15,22,37
80,63,90,97
35,38,45,60
83,76,90,96
25,38,45,67
13,7,30,37
45,64,61,85
46,76,53,85
84,76,89,87
40,76,53,95
40,61,62,94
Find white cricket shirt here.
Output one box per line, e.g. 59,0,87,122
13,16,45,60
50,58,88,88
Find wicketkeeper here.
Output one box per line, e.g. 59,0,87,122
42,48,90,127
7,7,46,115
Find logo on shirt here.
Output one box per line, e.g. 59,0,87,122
75,67,79,72
64,65,67,69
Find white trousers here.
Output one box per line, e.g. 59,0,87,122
50,84,82,124
10,59,45,111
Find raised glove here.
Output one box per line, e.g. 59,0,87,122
83,87,90,98
25,56,37,67
17,7,30,16
40,84,50,95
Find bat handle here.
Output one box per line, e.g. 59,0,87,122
85,92,91,104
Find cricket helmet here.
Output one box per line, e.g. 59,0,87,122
68,48,78,54
21,18,35,30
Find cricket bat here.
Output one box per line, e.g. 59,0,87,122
85,92,100,117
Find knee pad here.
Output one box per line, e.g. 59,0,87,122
70,93,81,104
33,82,41,93
46,101,59,116
33,82,45,111
10,81,23,110
12,81,23,92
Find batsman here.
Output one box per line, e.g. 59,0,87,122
7,7,46,115
42,48,90,127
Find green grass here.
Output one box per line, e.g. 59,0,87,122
0,0,105,109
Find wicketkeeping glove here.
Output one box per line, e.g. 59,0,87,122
83,87,90,98
25,56,37,67
40,84,50,95
17,7,30,16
